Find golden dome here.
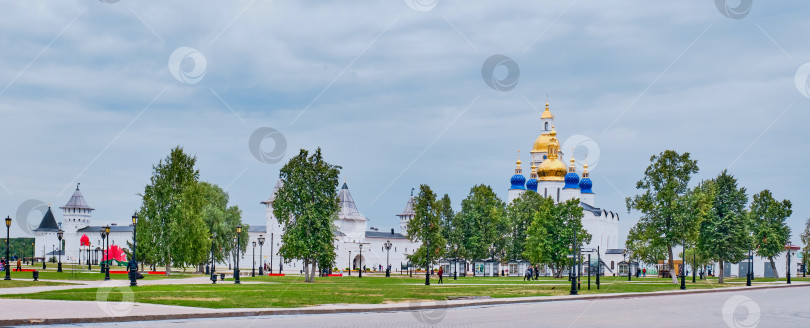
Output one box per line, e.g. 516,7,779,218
537,158,566,181
541,101,554,119
531,134,553,153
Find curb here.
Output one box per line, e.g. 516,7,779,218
3,282,808,326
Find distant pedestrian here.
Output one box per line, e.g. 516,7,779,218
16,258,22,271
524,267,531,281
642,268,646,277
438,267,444,284
0,259,4,272
534,265,539,280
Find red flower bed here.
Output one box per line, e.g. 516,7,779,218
267,273,285,276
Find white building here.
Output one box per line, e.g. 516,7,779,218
33,185,133,265
507,102,624,274
251,180,420,274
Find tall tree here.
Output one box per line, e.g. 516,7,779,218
505,191,545,261
438,194,455,255
193,182,246,268
524,198,590,278
406,184,446,272
626,150,699,284
697,170,749,283
273,148,341,283
137,146,201,275
454,185,506,263
750,189,792,279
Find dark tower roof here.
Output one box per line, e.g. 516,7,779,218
60,184,94,210
34,207,60,232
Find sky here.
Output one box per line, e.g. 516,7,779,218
1,0,809,246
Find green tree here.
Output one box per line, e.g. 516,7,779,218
524,198,590,278
626,150,699,284
505,191,545,261
697,170,749,283
193,182,246,268
273,148,341,283
406,184,446,272
438,194,455,255
454,185,506,263
750,189,792,279
137,146,202,275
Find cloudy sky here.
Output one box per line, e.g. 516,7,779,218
2,0,809,245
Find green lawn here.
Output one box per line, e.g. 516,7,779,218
0,280,75,288
0,274,761,309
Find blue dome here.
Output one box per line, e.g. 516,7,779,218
526,178,538,192
510,174,526,190
564,172,580,189
579,177,593,193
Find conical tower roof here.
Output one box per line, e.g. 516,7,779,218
60,185,94,210
338,182,367,221
34,207,60,232
397,196,415,217
261,179,284,205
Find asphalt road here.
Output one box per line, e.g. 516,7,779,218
30,286,810,328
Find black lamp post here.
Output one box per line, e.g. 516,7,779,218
747,232,752,287
787,241,792,285
258,234,265,276
384,240,392,277
348,250,352,276
130,213,138,287
596,245,601,289
57,229,64,273
103,225,111,281
692,247,696,283
87,243,91,270
43,245,46,270
31,241,34,267
680,242,686,290
4,216,11,280
570,229,578,295
424,236,430,286
251,241,256,277
234,225,241,284
359,243,364,278
210,232,216,284
453,246,458,280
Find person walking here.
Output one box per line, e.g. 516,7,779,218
16,258,22,271
642,268,646,277
437,266,444,284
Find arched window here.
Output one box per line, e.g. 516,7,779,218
611,261,615,270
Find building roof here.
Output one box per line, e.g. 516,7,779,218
365,230,408,239
260,179,283,205
60,185,94,210
77,225,134,233
580,202,602,216
338,182,367,222
33,207,60,232
397,195,415,217
605,249,625,255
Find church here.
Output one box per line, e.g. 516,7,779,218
506,102,626,275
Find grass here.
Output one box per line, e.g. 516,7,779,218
0,280,75,288
1,274,780,309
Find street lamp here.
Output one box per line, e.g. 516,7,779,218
103,225,111,281
787,241,792,285
570,228,578,295
348,250,352,276
680,241,686,290
258,234,265,276
130,213,138,287
57,229,64,273
235,225,241,284
252,241,257,277
31,241,34,268
747,231,752,287
209,232,216,284
384,240,392,277
359,243,364,278
87,242,91,270
4,216,11,280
